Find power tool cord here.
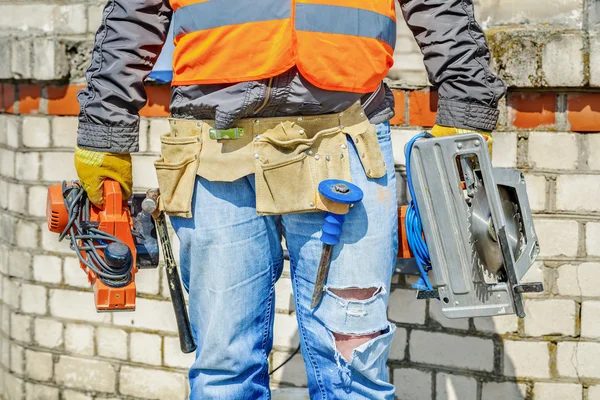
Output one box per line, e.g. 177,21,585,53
269,345,301,375
404,134,434,291
59,181,133,287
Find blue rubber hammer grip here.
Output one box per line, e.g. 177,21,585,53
318,179,364,246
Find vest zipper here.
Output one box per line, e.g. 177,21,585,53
253,77,274,115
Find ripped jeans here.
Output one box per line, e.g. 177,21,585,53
171,122,398,399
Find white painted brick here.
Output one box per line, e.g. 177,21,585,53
557,175,600,213
534,382,582,400
63,390,93,400
139,118,149,153
132,154,158,189
0,148,15,178
87,4,104,33
534,219,579,258
388,327,407,361
271,351,307,386
55,356,116,392
8,249,32,279
0,179,8,211
271,388,310,400
429,301,469,330
273,312,300,350
588,222,600,257
410,331,494,371
54,5,87,35
588,135,600,170
11,312,31,343
49,289,111,324
11,39,32,79
52,117,78,148
583,301,600,338
476,0,584,29
15,219,38,249
4,373,24,400
528,132,578,170
25,383,59,400
164,336,195,369
41,152,77,182
436,373,476,400
8,182,27,214
15,152,40,181
34,318,63,349
0,243,7,274
503,340,550,379
65,324,94,356
481,382,527,400
22,117,51,148
492,131,517,168
33,39,69,80
393,368,432,400
21,283,47,315
524,174,547,212
28,185,49,217
130,332,162,365
135,266,160,295
96,327,128,360
63,257,90,288
275,277,295,312
42,226,77,254
6,116,19,148
149,119,171,153
1,335,8,368
391,129,420,166
0,5,55,32
556,263,600,296
589,385,600,400
113,297,175,332
10,343,23,374
25,349,53,381
388,288,426,325
557,342,600,379
542,34,585,87
2,277,20,309
523,299,576,336
120,366,187,399
33,255,63,284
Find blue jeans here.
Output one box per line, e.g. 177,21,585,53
171,122,398,399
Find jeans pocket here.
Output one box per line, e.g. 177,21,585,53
154,134,202,218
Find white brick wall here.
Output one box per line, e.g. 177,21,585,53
533,382,583,400
503,341,550,379
394,369,432,400
436,373,477,400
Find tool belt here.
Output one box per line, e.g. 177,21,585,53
154,102,387,218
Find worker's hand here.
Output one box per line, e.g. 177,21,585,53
74,147,133,206
430,124,493,154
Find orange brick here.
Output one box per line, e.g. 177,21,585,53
568,94,600,132
47,85,86,116
409,90,438,127
389,90,406,126
508,92,556,129
139,85,170,117
1,84,16,114
18,84,42,114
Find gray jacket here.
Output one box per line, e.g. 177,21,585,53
77,0,506,153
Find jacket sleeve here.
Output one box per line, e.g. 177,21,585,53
399,0,507,132
76,0,172,153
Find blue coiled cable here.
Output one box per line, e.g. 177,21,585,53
404,133,434,292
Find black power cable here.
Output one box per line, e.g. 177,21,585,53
59,181,133,287
269,345,301,375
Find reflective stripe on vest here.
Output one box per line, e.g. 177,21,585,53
171,0,396,93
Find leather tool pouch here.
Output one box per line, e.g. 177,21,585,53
254,118,385,215
154,129,202,218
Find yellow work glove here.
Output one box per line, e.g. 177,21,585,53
74,147,133,206
430,124,494,155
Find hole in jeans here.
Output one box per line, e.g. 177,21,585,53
328,287,384,361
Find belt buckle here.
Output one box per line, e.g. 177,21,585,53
209,127,245,140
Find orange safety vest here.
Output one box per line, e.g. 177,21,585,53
170,0,396,93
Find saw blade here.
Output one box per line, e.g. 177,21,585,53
470,185,521,274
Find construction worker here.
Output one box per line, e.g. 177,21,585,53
74,1,506,398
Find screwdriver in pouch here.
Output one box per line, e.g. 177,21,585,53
311,179,364,309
